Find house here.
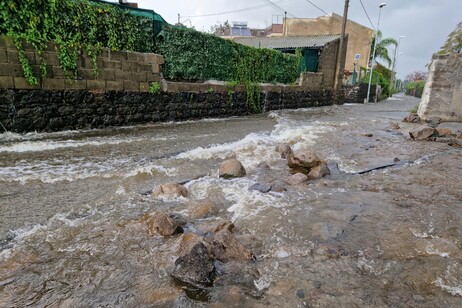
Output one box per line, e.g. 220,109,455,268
234,34,344,89
282,13,374,73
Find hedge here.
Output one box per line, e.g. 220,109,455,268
155,25,300,84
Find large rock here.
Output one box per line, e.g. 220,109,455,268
152,183,188,199
409,127,436,140
171,242,215,288
190,199,218,219
219,159,246,179
436,128,453,137
249,182,271,193
195,220,235,235
275,143,293,159
287,149,322,174
403,113,421,123
286,173,309,186
308,161,330,180
209,230,255,262
140,211,183,236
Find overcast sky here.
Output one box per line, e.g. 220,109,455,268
127,0,461,79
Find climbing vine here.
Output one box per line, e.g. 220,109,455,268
155,25,300,113
0,0,155,84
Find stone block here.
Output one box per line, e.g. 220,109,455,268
137,63,152,72
103,60,122,70
122,61,138,72
144,53,159,64
140,82,150,92
178,83,191,92
87,79,106,90
127,51,144,62
115,70,132,81
0,48,6,63
131,72,147,82
52,66,65,78
13,77,40,89
151,64,161,74
0,36,16,48
77,69,95,80
0,63,24,77
0,76,14,88
42,78,65,90
146,73,161,83
123,80,140,92
106,80,124,91
97,69,115,81
64,79,87,90
109,50,127,61
8,50,35,64
41,52,60,66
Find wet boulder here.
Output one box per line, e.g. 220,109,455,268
287,148,322,174
249,182,271,193
308,161,330,180
409,127,436,140
425,116,442,128
275,143,293,159
195,219,235,235
140,211,183,236
256,162,271,170
152,183,188,199
286,173,309,186
436,128,453,137
171,242,215,288
189,199,218,219
403,113,421,123
219,159,246,179
209,230,255,262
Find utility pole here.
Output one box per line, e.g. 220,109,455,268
334,0,349,91
177,13,180,25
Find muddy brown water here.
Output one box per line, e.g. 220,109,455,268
0,94,461,307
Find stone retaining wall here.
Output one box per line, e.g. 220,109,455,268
0,36,163,92
0,88,335,132
418,53,462,122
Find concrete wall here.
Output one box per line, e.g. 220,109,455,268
418,53,462,122
285,14,374,72
0,36,163,92
0,88,336,133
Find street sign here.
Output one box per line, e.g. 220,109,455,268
354,54,361,60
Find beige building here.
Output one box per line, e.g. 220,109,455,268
283,13,374,73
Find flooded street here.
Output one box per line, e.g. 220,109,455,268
0,94,461,307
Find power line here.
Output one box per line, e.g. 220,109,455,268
304,0,328,16
358,0,375,30
182,0,288,18
260,0,297,18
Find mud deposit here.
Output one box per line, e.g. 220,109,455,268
1,94,461,307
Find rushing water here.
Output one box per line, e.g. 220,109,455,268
0,95,461,307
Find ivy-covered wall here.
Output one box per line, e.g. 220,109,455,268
0,36,163,92
0,0,158,85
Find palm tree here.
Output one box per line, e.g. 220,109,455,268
370,30,398,68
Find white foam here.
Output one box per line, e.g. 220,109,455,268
433,263,462,296
0,157,177,184
434,278,462,296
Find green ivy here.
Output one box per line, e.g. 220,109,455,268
155,26,300,112
0,0,156,84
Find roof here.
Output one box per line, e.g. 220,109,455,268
233,34,341,50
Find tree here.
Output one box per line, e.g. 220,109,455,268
405,71,428,82
210,20,231,36
438,21,462,54
370,30,398,68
